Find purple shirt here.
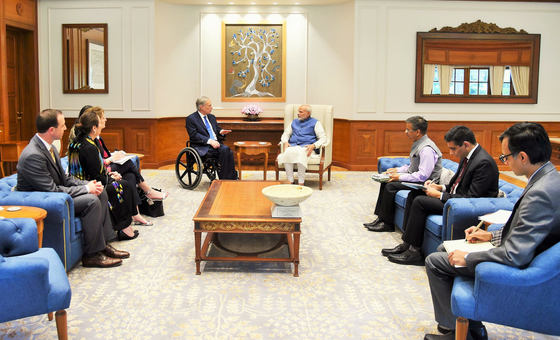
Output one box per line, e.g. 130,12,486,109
396,146,439,183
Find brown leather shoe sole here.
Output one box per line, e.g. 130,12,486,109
82,254,122,268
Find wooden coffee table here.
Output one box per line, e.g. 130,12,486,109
193,180,302,276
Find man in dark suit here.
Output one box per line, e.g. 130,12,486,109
383,126,499,265
185,96,237,180
17,109,129,268
423,122,560,340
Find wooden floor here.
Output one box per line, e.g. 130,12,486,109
159,163,348,171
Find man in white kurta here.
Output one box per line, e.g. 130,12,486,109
277,105,327,185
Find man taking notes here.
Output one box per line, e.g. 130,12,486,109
423,122,560,340
364,116,442,232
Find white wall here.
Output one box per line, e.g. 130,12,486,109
38,0,155,118
355,0,560,122
38,0,560,121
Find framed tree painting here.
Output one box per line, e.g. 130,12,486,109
222,22,286,102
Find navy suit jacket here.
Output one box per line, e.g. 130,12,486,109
441,145,499,203
185,112,224,157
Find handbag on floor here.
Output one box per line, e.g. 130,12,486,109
138,187,165,217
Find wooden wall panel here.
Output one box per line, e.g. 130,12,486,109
59,118,560,171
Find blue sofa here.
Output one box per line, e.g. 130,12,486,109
377,157,524,256
0,155,139,271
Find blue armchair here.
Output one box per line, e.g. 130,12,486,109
451,242,560,339
376,156,524,256
0,155,139,271
0,218,71,340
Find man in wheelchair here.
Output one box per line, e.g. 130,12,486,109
185,96,238,180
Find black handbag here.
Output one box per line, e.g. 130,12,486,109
137,187,165,217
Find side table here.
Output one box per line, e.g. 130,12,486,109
0,206,48,247
234,141,272,180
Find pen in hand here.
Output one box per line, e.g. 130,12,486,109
465,220,485,242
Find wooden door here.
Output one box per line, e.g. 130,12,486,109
6,27,35,142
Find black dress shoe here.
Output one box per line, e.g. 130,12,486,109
424,332,455,340
363,217,382,228
103,244,130,259
82,253,122,268
366,222,394,232
437,324,453,335
469,325,488,340
387,248,424,265
381,243,409,257
117,229,139,241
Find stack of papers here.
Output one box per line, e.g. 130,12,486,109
478,209,512,225
371,173,390,183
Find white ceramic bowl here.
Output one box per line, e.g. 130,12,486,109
261,184,313,206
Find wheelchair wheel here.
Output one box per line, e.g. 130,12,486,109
175,147,203,189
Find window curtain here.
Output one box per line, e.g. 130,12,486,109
438,65,452,95
423,64,436,95
510,66,530,96
489,66,505,95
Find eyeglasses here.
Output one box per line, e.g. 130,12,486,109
499,153,515,163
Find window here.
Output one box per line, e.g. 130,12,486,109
502,67,514,96
432,66,440,95
469,68,488,95
449,68,465,95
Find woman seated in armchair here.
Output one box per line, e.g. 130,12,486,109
68,110,143,240
69,106,168,223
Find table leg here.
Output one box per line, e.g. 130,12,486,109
194,231,201,275
293,232,300,277
37,220,44,248
236,151,243,180
264,151,268,180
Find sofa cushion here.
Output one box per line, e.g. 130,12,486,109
425,215,443,238
395,189,411,208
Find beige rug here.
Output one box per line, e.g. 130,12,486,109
0,171,555,339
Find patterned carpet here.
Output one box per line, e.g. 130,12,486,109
1,171,556,339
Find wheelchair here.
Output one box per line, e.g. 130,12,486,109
175,141,221,189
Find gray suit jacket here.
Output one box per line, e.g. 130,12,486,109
467,162,560,269
17,134,88,197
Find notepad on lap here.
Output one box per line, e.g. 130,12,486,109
111,154,136,165
401,182,426,190
443,239,495,253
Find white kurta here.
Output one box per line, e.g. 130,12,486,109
277,119,327,169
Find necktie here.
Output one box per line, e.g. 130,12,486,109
49,147,57,163
450,158,468,194
203,116,217,140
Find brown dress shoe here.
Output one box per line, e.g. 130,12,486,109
103,244,130,259
82,253,122,268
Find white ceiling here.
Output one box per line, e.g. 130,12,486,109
160,0,352,5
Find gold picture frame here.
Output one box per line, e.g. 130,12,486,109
222,22,286,102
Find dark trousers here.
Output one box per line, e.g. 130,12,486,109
425,245,477,329
207,145,237,180
374,182,413,225
73,190,114,256
401,194,445,247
